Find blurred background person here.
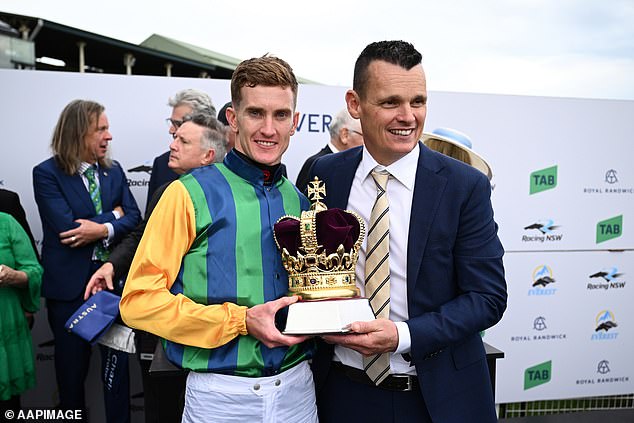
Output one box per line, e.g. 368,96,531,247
295,107,364,192
422,127,492,180
216,101,236,152
33,99,141,422
147,89,216,209
0,212,42,415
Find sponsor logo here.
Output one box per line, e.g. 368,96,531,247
510,316,567,342
583,169,634,194
596,215,623,244
587,267,626,291
591,310,619,340
522,219,563,243
296,113,333,133
528,265,557,296
524,360,552,390
530,165,557,195
576,360,630,385
127,163,152,187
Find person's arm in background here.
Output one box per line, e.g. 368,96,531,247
84,182,170,299
0,214,42,313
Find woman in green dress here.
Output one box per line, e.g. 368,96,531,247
0,212,43,412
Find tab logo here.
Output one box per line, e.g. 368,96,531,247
530,165,557,194
524,360,552,390
596,215,623,244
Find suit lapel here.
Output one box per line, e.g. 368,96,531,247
407,144,447,297
326,148,361,209
63,171,95,213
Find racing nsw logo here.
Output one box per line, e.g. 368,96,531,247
524,360,552,390
588,267,626,291
596,215,623,244
523,219,563,242
530,165,557,194
528,265,556,296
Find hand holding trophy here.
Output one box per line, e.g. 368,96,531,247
274,177,375,334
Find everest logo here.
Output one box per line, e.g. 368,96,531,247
596,215,622,243
524,361,552,390
530,165,557,194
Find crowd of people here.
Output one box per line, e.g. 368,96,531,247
0,40,506,423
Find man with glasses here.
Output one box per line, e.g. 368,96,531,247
295,108,364,192
147,89,216,210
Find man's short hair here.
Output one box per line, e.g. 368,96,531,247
353,40,422,98
230,55,298,109
169,89,216,117
186,113,227,162
51,99,111,175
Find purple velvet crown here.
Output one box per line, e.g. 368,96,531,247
274,208,361,256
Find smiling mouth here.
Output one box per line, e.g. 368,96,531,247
389,129,414,136
255,140,276,147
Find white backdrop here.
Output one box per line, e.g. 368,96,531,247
0,69,632,414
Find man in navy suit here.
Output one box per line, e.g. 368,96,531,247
309,41,507,423
33,100,141,422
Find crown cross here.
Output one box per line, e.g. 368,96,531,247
307,177,327,209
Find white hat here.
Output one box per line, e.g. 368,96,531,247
422,127,492,180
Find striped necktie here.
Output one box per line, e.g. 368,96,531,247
363,169,391,385
84,166,109,261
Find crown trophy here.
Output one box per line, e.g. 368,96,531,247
274,177,375,334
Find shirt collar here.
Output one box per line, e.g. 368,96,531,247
78,162,96,176
223,149,285,186
327,141,340,154
360,143,419,191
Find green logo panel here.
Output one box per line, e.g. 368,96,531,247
530,165,558,194
524,360,552,390
596,215,623,244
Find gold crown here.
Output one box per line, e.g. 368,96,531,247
274,177,365,300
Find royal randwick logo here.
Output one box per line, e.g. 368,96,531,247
583,169,634,195
524,360,552,390
576,360,630,386
528,265,557,296
596,215,623,244
510,315,566,342
587,267,626,291
530,165,557,194
591,310,619,340
522,219,563,243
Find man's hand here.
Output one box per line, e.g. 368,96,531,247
84,262,115,299
246,296,310,348
59,219,108,247
321,318,398,356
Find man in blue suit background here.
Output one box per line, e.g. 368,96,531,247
309,41,507,423
33,100,141,422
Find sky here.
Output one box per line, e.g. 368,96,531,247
3,0,634,101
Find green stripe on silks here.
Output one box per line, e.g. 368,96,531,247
219,166,264,376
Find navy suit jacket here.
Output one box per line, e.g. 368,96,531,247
146,151,178,211
309,143,507,423
33,157,141,301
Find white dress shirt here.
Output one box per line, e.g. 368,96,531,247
334,144,420,375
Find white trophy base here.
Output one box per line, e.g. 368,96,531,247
283,297,375,335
